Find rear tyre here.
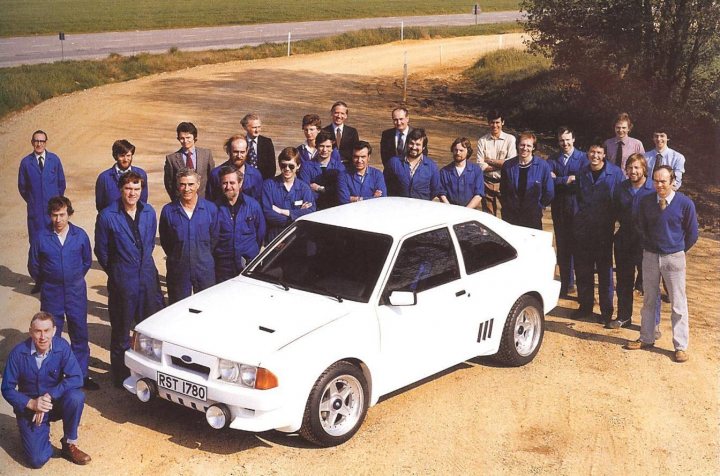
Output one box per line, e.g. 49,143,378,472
300,361,368,446
494,295,544,366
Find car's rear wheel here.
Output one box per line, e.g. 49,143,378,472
495,295,544,366
300,361,368,446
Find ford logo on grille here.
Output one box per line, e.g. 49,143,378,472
181,355,192,363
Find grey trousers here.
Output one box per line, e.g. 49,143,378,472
640,250,689,350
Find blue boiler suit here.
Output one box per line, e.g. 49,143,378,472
95,166,149,212
298,150,345,210
28,223,92,377
384,155,441,200
439,161,485,206
206,161,263,202
18,151,66,244
95,201,164,380
2,336,84,469
262,177,316,243
573,162,624,320
338,167,387,204
214,194,266,282
159,198,219,304
548,149,588,293
499,156,555,230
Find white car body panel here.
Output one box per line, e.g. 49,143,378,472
124,198,560,436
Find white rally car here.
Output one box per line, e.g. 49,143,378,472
124,197,560,446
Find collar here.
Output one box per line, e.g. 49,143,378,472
658,191,676,204
34,152,45,160
54,224,70,240
30,340,52,357
114,164,132,175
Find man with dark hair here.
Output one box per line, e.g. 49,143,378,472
95,139,149,211
160,168,219,303
95,171,164,387
207,135,263,202
2,312,91,467
384,128,441,200
548,126,588,297
339,141,387,204
380,107,413,165
604,112,645,171
18,131,66,266
322,101,360,164
644,127,685,190
242,113,276,180
29,196,96,390
213,166,265,282
164,121,214,200
572,143,624,325
476,110,516,216
298,130,345,210
625,166,698,363
298,113,323,163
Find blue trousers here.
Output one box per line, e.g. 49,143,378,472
16,388,85,468
553,220,575,292
575,240,614,319
46,309,89,378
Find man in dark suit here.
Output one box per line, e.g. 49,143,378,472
380,107,413,165
164,122,214,200
242,113,276,180
322,101,359,164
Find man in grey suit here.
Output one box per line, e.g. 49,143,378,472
164,122,214,200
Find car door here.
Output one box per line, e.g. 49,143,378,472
374,226,472,395
451,220,520,357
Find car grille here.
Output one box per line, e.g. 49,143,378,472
170,356,210,377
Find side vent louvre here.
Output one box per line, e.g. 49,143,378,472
189,308,202,314
477,318,494,342
259,326,275,333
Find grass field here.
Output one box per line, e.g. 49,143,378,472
0,0,520,37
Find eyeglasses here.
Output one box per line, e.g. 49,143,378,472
280,163,296,171
32,139,47,143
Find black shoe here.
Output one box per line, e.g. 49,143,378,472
570,308,593,320
31,284,41,294
606,318,631,329
83,377,100,390
598,315,612,325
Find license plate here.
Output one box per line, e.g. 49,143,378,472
157,372,207,401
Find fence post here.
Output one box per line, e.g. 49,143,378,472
287,32,292,56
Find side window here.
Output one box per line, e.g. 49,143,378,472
385,227,460,294
453,221,517,274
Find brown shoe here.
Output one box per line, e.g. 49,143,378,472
624,339,654,350
674,350,689,363
61,442,91,465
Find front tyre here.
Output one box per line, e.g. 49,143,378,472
495,295,544,366
300,361,368,446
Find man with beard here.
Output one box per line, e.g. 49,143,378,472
438,137,484,208
213,166,265,283
95,171,164,387
207,135,263,201
160,169,219,304
95,139,149,211
384,128,440,200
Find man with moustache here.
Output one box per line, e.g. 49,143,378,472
213,166,265,283
384,128,441,200
322,101,360,164
438,137,484,208
164,122,215,200
625,166,698,363
29,196,97,390
242,113,276,180
160,169,219,304
571,143,624,325
2,312,91,467
207,135,263,202
608,154,656,329
95,171,164,387
338,141,387,204
95,139,149,211
548,126,588,297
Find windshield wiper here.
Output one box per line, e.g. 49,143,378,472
315,285,344,303
249,271,289,291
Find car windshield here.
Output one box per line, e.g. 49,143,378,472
244,221,393,303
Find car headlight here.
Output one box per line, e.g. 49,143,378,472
133,332,162,361
218,359,278,389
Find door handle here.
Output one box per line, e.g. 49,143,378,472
455,289,466,297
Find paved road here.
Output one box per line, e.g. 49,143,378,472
0,12,522,68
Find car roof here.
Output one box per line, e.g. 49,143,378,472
298,197,495,238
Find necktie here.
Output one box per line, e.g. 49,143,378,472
615,141,623,167
655,153,663,170
248,139,258,168
396,133,404,157
185,150,194,169
38,156,44,171
335,127,342,149
659,198,667,210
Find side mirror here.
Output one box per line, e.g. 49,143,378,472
388,290,417,306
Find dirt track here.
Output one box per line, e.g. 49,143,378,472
1,34,718,475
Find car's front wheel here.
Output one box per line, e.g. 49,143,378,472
300,361,368,446
495,295,544,366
